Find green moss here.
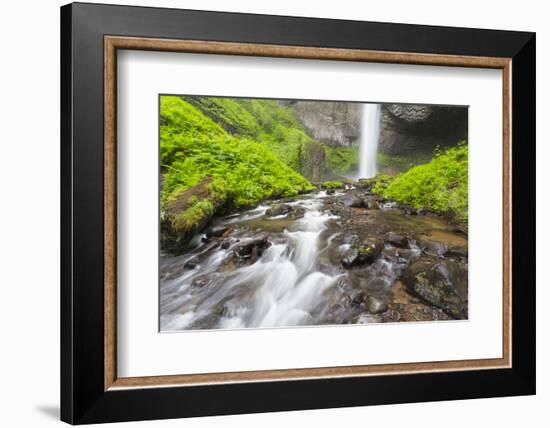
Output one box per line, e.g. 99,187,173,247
160,96,315,233
183,97,262,137
325,146,359,174
359,245,373,255
173,199,215,232
359,174,394,191
183,96,318,173
374,143,468,221
377,152,432,174
322,180,344,189
183,96,358,177
160,96,226,168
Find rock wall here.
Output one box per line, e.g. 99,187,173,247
289,101,361,147
299,141,326,183
290,101,467,156
379,105,468,156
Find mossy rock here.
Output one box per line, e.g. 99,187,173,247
341,239,383,268
161,178,218,253
401,257,468,319
322,180,344,190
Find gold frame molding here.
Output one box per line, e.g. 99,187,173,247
104,35,512,391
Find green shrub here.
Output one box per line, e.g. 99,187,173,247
183,96,318,172
160,96,315,226
374,144,468,221
325,146,359,174
183,96,358,177
364,174,394,191
183,97,262,137
377,152,432,174
322,180,344,189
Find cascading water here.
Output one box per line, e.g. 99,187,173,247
358,103,381,179
160,194,344,331
159,187,463,331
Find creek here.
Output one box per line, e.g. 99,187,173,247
160,188,468,331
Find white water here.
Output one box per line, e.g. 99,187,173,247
160,195,344,331
159,191,436,331
358,103,381,179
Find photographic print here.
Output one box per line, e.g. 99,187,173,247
159,95,468,331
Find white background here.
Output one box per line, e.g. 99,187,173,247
118,51,502,377
0,0,546,427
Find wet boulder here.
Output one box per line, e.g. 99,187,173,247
363,198,380,210
341,239,383,268
286,206,306,220
401,257,468,319
385,232,409,248
417,238,448,257
356,178,376,191
235,237,271,262
265,203,293,217
184,259,198,269
191,274,215,289
349,290,368,307
340,195,364,208
160,177,219,254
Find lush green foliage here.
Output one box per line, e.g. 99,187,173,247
185,96,316,171
325,145,359,175
184,96,358,176
173,199,215,231
374,144,468,221
322,180,344,189
377,152,432,174
161,96,315,214
359,174,394,191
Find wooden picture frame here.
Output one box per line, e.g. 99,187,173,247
61,2,535,424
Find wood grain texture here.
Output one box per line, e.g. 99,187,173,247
106,36,511,68
103,35,512,390
104,37,117,391
111,357,507,389
502,62,513,367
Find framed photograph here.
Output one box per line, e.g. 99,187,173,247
60,2,535,424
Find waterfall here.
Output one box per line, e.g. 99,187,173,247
358,103,381,179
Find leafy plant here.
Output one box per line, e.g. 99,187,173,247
160,96,315,245
325,145,359,175
322,180,344,189
373,143,468,221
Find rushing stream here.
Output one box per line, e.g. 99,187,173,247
160,189,468,331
